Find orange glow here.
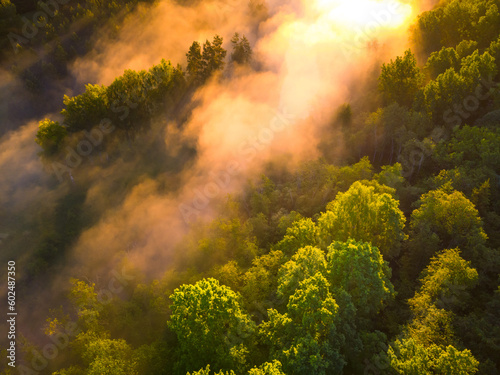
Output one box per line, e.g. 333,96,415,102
314,0,413,30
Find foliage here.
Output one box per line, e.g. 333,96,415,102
410,0,500,58
247,360,285,375
419,50,497,125
231,33,252,65
260,273,345,375
61,84,108,132
379,50,423,107
327,240,395,320
277,246,326,301
404,187,488,280
61,59,186,133
168,278,255,374
83,337,138,375
187,35,227,84
275,218,319,256
410,248,478,313
317,180,407,259
242,250,285,307
406,249,478,347
388,338,479,375
35,119,67,155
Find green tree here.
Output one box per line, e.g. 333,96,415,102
212,260,244,292
195,215,259,269
425,46,459,80
187,361,285,375
260,273,345,375
436,125,500,173
277,246,326,301
187,365,235,375
327,240,395,321
363,103,431,165
410,0,500,58
388,338,479,375
455,40,478,59
410,248,478,313
187,41,203,82
248,360,285,375
68,278,102,331
379,50,423,107
106,68,149,134
403,187,488,281
187,35,227,84
317,181,406,259
61,84,108,132
406,248,478,347
83,336,138,375
242,250,285,314
201,35,226,78
420,50,497,125
230,33,252,65
335,103,352,128
410,7,443,58
35,118,67,155
275,218,319,256
168,278,255,374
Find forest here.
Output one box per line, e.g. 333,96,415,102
1,0,500,374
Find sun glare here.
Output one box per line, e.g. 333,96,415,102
315,0,413,30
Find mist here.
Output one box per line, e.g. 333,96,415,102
0,0,433,361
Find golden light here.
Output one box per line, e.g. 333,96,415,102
314,0,413,30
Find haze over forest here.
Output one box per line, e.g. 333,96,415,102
1,0,500,373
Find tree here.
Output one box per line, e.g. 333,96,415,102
420,50,497,125
436,125,500,173
187,361,285,375
202,35,227,78
195,215,259,269
375,163,405,191
410,248,478,313
404,186,488,281
187,35,227,84
61,84,108,132
212,260,244,292
335,103,352,128
35,118,67,155
455,40,478,60
275,218,319,256
410,7,443,58
388,338,479,375
231,33,252,65
363,103,431,165
242,250,285,314
410,0,500,58
53,279,139,375
260,273,345,375
187,41,203,82
248,360,285,375
187,365,235,375
277,246,326,301
425,46,459,80
327,240,395,321
68,278,102,331
379,50,423,107
406,248,478,347
168,278,255,374
83,336,138,375
106,69,149,133
317,181,406,259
